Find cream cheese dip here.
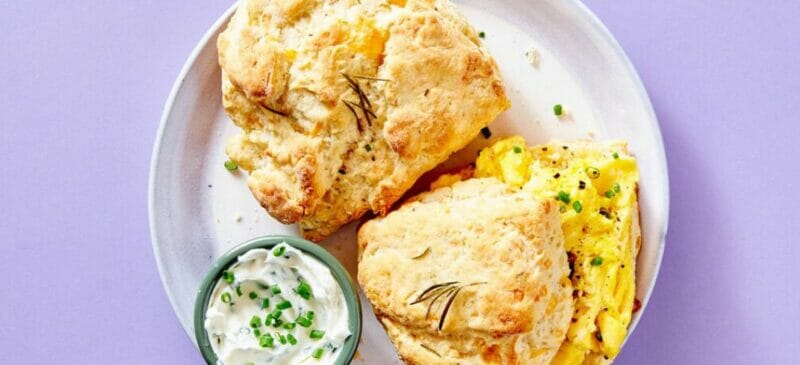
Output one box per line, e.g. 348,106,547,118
204,243,351,364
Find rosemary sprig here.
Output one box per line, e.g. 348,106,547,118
410,281,486,331
425,286,457,320
340,73,380,132
409,282,459,305
411,247,431,260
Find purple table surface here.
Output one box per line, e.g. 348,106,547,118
1,0,798,363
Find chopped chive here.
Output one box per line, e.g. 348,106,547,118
604,190,615,198
512,146,522,154
480,127,492,139
272,318,284,327
272,245,286,257
222,271,235,284
585,167,601,179
478,31,486,38
364,144,372,152
221,292,232,303
236,285,243,296
276,300,292,310
306,311,315,320
259,334,274,347
296,316,312,328
296,281,313,300
249,291,258,300
312,347,324,359
283,322,296,330
591,256,603,266
261,298,270,309
278,333,287,345
271,285,282,295
250,315,262,329
613,182,621,194
553,104,563,116
572,200,583,213
309,329,326,340
287,334,298,345
253,328,261,338
224,159,238,171
612,152,620,159
557,191,571,204
264,316,273,326
270,308,283,319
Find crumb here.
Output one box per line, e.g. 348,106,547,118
525,46,541,68
207,184,212,188
234,214,243,222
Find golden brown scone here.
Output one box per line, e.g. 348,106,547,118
218,0,510,241
358,178,573,364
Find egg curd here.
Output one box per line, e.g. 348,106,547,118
475,136,640,364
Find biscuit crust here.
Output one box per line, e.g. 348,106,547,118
219,0,510,240
358,178,573,364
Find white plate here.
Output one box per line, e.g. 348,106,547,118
149,1,669,362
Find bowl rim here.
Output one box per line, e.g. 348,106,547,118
193,235,363,365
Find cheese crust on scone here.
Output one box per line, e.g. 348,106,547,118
218,0,510,241
358,178,573,364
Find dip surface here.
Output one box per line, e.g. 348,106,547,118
205,243,351,364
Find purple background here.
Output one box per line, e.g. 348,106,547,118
1,0,798,363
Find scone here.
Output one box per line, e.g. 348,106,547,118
218,0,510,241
358,178,574,364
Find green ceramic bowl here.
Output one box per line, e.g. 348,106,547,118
194,235,362,364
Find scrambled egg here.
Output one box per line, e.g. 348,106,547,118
475,136,640,363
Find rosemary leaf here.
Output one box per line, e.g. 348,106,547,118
411,247,431,260
420,343,441,357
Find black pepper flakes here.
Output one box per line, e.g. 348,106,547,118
480,127,492,139
579,180,586,189
567,251,577,279
338,168,346,175
553,172,561,179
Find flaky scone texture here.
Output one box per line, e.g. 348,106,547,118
218,0,510,241
358,178,573,364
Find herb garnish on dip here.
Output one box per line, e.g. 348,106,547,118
204,243,350,364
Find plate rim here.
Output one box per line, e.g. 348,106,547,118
149,0,669,352
565,0,670,336
148,2,240,342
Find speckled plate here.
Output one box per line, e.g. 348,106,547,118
149,0,669,362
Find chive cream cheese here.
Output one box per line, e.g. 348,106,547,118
204,243,350,364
